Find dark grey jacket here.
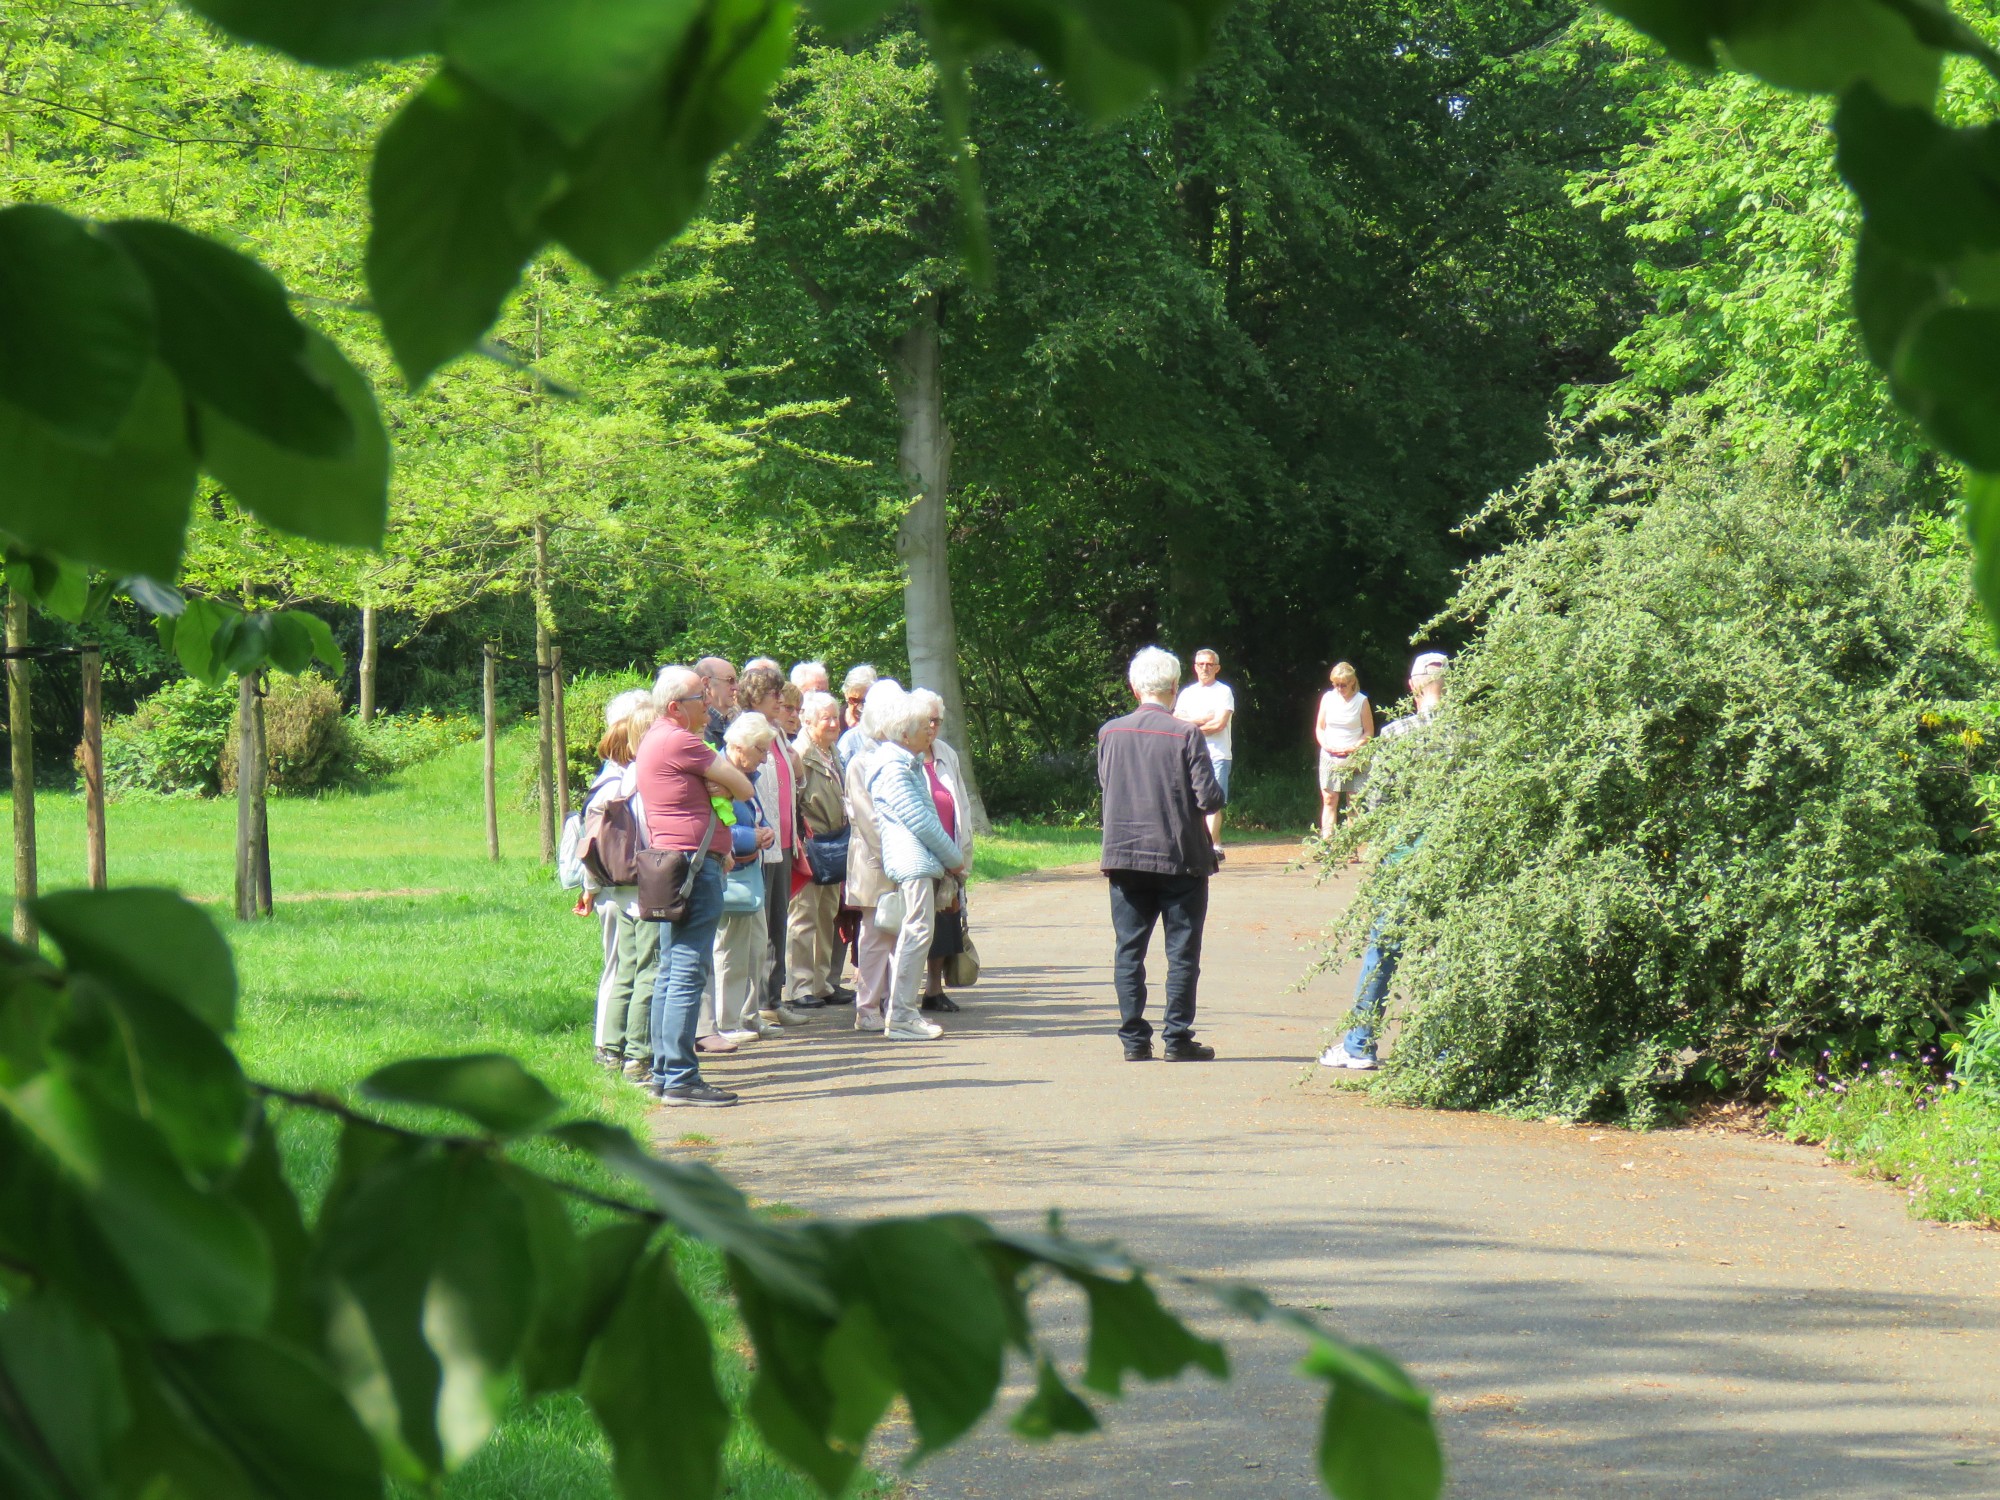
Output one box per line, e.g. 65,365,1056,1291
1096,702,1224,877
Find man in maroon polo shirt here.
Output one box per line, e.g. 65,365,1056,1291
1095,646,1224,1063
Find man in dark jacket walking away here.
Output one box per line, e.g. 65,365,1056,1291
1097,646,1225,1062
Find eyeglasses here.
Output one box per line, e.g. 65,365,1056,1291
674,694,706,705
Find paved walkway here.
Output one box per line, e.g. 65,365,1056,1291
672,845,2000,1497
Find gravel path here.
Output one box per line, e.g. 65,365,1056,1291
669,844,2000,1498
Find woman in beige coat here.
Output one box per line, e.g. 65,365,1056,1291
842,679,905,1031
788,691,849,1006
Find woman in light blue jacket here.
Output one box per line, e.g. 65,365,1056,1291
867,690,969,1040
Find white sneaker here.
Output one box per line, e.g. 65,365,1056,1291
722,1028,761,1043
886,1020,944,1041
1318,1045,1377,1070
854,1011,885,1032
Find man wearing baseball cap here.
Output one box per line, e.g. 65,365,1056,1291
1320,649,1448,1071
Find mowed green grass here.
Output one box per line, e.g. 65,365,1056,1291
11,731,1097,1499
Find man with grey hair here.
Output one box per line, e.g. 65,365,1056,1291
1095,645,1224,1062
694,657,737,750
790,660,831,694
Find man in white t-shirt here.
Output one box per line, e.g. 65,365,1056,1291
1174,648,1235,860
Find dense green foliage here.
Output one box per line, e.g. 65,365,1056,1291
98,678,239,797
1334,428,2000,1124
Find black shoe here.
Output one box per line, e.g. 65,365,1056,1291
829,986,857,1005
654,1081,739,1107
1123,1042,1154,1062
920,991,960,1013
789,993,827,1010
1163,1039,1215,1062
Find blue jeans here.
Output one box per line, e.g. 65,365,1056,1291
1344,916,1399,1060
1210,756,1232,804
651,858,725,1089
1108,871,1208,1046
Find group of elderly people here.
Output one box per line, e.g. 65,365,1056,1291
581,656,974,1108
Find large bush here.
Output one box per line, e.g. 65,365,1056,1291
96,678,237,796
1337,440,2000,1124
221,673,353,793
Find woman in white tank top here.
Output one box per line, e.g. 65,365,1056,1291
1314,661,1374,839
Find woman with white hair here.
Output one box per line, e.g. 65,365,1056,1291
713,712,782,1041
587,689,658,1080
868,688,970,1040
788,690,849,1007
842,678,904,1030
908,688,974,1012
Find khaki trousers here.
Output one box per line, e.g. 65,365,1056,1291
788,882,841,1001
853,911,895,1025
711,909,767,1033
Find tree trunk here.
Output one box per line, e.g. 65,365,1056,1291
483,642,500,862
532,520,556,863
234,674,271,920
887,292,989,835
358,604,379,724
81,647,105,888
252,685,272,914
552,644,571,822
6,590,35,946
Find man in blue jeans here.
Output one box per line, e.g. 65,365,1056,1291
636,664,754,1106
1323,651,1447,1071
1097,646,1225,1062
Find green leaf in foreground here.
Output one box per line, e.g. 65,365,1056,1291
367,70,562,385
361,1053,562,1136
156,1334,383,1500
1302,1339,1443,1500
0,1292,129,1496
198,329,390,550
35,887,238,1034
0,204,154,447
103,219,353,460
1,1072,270,1339
582,1244,730,1500
551,1119,834,1311
181,0,443,63
0,360,195,580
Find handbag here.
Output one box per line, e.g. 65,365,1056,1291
804,825,850,886
721,858,765,914
945,935,980,988
634,814,719,924
873,888,905,934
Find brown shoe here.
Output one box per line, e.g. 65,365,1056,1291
696,1034,738,1055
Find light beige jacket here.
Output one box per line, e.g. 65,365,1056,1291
842,740,892,908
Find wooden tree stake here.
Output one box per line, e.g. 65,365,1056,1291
81,646,105,889
552,644,571,822
359,604,379,725
483,642,500,862
532,519,556,863
234,674,258,920
251,682,272,915
6,591,35,946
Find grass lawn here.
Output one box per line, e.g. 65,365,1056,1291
10,731,1098,1498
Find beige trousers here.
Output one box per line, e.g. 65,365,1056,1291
886,876,937,1033
711,909,767,1033
788,882,841,1001
853,911,895,1024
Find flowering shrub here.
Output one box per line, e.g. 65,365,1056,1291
1328,435,2000,1124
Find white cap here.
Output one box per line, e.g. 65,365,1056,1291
1411,651,1448,677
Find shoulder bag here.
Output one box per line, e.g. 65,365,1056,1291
804,824,850,886
635,813,720,924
